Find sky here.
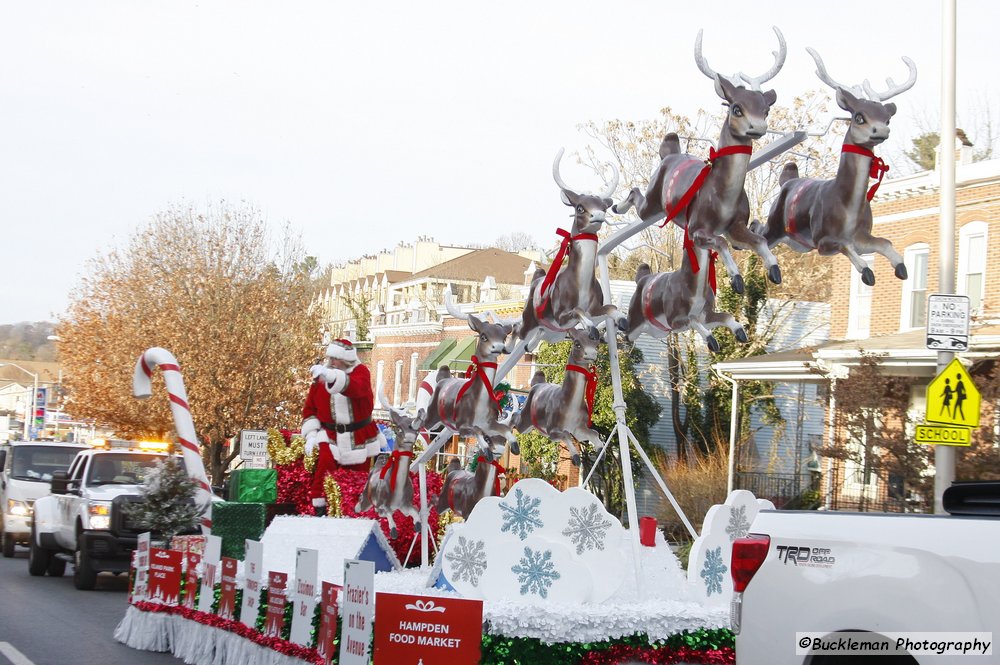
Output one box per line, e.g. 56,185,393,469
1,0,996,323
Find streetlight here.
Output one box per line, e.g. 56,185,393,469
0,362,39,441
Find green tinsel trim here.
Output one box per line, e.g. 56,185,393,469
478,627,734,665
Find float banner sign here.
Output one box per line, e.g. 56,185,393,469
264,571,288,638
290,547,319,646
218,557,239,619
148,548,183,606
374,592,484,664
339,559,375,665
197,534,223,614
240,539,264,628
183,552,201,609
317,582,342,665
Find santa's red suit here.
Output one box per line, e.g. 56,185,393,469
301,340,384,512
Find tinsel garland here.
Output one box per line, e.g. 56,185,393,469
323,476,344,518
126,600,731,665
131,601,322,663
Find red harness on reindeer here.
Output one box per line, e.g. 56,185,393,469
534,229,599,330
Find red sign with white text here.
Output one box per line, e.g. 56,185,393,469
183,552,202,609
317,582,342,664
148,548,183,606
218,557,239,619
373,592,483,665
264,571,288,637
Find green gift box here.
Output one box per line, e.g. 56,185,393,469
228,468,277,504
212,501,266,560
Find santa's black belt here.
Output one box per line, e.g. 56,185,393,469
321,417,371,434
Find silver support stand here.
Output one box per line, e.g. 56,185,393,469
412,428,454,569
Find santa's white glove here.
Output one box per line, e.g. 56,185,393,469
320,368,348,394
304,435,316,457
310,364,327,380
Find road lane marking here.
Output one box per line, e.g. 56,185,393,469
0,643,35,665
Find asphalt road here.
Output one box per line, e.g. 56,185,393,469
0,546,178,665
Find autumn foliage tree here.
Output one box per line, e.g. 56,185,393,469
58,203,322,483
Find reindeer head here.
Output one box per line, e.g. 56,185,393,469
695,26,785,140
444,287,515,360
386,407,426,453
552,148,619,235
808,48,916,148
566,324,603,366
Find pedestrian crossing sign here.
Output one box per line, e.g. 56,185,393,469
925,358,980,428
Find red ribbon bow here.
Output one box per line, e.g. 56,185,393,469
566,364,599,426
535,228,599,318
379,450,414,493
842,144,889,201
660,144,753,227
477,456,505,497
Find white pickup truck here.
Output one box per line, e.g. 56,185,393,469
732,481,1000,664
0,441,87,557
29,439,177,589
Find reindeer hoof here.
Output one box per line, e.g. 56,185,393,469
749,220,765,235
706,335,721,353
510,440,520,455
735,327,748,343
390,527,398,539
730,274,745,294
571,454,581,467
616,317,629,333
768,264,782,284
862,267,875,286
895,263,908,280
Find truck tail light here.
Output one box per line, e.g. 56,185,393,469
731,533,770,593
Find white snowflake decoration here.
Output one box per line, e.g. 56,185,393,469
444,536,487,586
561,503,611,555
700,546,728,597
725,505,750,541
510,546,561,598
499,488,543,541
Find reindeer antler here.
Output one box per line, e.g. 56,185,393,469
552,147,619,199
694,29,744,89
862,56,917,102
444,285,471,322
739,26,786,91
807,47,865,98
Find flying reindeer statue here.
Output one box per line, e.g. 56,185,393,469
355,392,424,539
515,149,622,354
625,244,747,352
514,319,605,466
419,288,518,449
614,27,787,294
436,434,507,519
752,49,917,286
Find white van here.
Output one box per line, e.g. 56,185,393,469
1,441,87,556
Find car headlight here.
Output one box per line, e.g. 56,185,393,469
88,501,112,530
6,499,30,517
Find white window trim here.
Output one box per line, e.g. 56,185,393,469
846,254,875,339
899,243,930,332
957,221,988,312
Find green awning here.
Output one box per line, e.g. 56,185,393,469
437,336,477,369
420,339,457,371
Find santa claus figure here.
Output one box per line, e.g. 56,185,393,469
301,339,385,516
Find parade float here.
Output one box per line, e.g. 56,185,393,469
114,27,916,665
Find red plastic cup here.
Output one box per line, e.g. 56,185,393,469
639,516,657,547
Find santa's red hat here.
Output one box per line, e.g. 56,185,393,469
326,338,358,364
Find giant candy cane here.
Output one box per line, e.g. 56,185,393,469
133,347,213,533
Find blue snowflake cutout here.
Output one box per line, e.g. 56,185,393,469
499,487,543,541
561,503,611,555
725,505,750,541
700,546,728,596
444,536,487,586
510,546,561,598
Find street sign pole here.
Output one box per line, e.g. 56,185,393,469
935,0,957,515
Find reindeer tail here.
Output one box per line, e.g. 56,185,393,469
635,263,652,283
779,162,799,185
659,133,681,159
435,365,452,382
530,370,546,387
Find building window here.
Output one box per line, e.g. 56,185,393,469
958,222,987,311
846,255,875,339
899,244,929,330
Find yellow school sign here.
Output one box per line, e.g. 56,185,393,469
925,358,980,428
